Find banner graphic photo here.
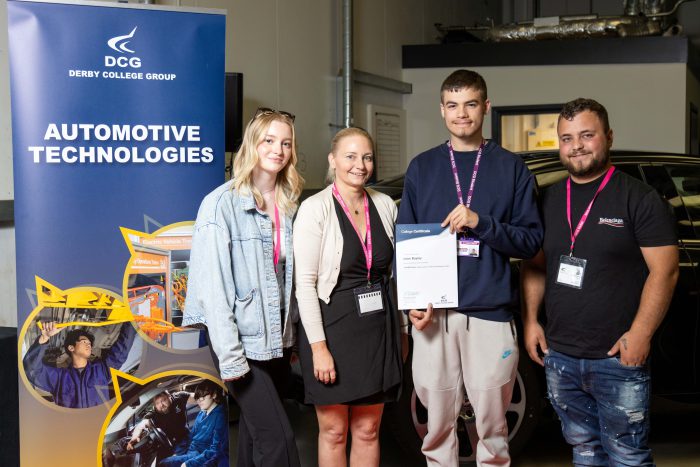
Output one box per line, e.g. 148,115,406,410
8,0,227,465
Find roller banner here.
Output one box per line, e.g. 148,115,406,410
8,1,229,465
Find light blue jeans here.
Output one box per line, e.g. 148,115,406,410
544,349,653,466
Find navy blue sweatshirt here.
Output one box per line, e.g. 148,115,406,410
397,141,543,321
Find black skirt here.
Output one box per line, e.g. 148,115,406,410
298,195,402,405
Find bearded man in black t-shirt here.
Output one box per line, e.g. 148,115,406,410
521,98,679,466
133,391,192,452
103,390,194,467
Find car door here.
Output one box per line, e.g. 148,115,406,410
640,163,700,396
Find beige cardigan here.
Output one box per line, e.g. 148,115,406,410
293,184,401,343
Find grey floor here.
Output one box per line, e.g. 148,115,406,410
228,397,700,466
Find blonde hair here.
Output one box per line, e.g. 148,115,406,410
325,127,375,184
232,112,304,214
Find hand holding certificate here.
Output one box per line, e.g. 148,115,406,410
395,223,458,310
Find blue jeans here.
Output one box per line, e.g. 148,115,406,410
544,349,653,466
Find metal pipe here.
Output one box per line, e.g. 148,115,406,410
624,0,641,15
486,15,661,41
342,0,353,128
643,0,664,16
353,70,413,94
646,0,694,18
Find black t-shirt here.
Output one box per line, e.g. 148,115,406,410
541,170,677,358
142,391,190,442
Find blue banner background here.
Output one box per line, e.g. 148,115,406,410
9,2,227,463
9,0,225,323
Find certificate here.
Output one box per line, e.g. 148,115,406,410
395,223,458,310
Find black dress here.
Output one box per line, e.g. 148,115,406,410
298,194,402,405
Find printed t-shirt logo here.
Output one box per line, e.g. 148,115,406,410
598,217,624,228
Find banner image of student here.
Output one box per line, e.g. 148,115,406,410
22,312,139,409
101,372,228,467
8,0,226,465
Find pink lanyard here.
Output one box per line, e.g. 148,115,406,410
273,203,281,272
566,166,615,255
332,183,372,283
447,139,485,208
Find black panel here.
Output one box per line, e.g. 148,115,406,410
403,36,691,69
0,200,12,223
0,327,18,467
225,72,243,154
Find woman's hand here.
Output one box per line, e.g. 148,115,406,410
310,341,336,384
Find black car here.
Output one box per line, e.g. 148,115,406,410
371,151,700,465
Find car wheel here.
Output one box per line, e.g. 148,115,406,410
385,345,542,465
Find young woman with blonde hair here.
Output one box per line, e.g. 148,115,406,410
184,108,303,467
294,127,407,467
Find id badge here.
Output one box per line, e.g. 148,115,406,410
556,255,587,289
458,236,480,257
353,283,384,316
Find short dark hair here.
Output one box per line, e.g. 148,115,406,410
440,69,488,101
153,391,171,403
63,329,94,353
559,98,610,133
194,380,223,404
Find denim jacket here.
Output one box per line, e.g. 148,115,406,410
183,180,296,380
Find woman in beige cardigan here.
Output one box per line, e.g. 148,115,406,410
294,127,406,467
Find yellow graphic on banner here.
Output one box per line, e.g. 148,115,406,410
36,277,133,323
34,277,182,333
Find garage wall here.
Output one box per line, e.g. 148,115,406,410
0,0,484,326
402,64,688,160
0,1,14,327
1,0,692,326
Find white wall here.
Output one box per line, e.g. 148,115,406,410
1,0,15,327
0,224,16,327
1,0,695,327
402,64,688,159
1,0,12,202
0,0,476,327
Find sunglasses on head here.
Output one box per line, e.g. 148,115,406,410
254,107,295,122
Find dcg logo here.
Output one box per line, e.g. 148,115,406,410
104,56,142,68
105,27,142,68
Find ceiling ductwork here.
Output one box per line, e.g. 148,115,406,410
486,14,663,41
436,0,695,43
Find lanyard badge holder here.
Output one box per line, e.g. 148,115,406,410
556,166,615,289
556,255,587,289
332,184,385,317
448,140,485,257
353,284,384,316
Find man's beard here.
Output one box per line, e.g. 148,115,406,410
563,151,610,179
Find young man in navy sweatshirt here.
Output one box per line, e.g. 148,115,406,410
398,69,542,466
